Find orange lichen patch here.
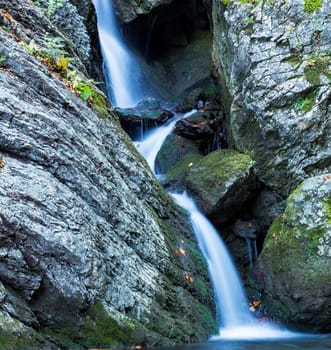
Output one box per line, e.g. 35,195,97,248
0,10,13,22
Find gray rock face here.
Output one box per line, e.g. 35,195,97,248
212,0,331,196
254,174,331,332
112,0,174,23
0,0,215,347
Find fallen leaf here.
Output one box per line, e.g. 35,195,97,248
179,248,186,256
0,159,4,168
252,300,261,308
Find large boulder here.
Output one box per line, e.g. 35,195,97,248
0,1,216,348
212,0,331,196
164,149,256,223
155,133,201,174
254,174,331,332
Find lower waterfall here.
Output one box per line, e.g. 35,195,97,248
136,117,306,339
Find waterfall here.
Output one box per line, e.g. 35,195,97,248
135,118,302,340
171,192,253,329
134,109,196,172
92,0,141,107
93,1,306,341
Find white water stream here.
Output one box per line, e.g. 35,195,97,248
136,119,302,340
92,0,141,107
92,0,310,341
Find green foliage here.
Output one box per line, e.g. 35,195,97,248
32,0,65,18
67,70,108,116
21,39,39,55
304,0,322,14
55,54,71,72
304,55,331,85
293,89,319,113
245,15,255,25
0,55,6,66
42,34,66,57
293,97,314,113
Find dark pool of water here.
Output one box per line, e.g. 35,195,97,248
153,336,331,350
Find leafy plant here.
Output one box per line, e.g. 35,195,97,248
245,16,255,25
0,55,6,66
42,35,66,56
21,39,39,55
304,0,322,14
293,93,316,113
55,54,71,72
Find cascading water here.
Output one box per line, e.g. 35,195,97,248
92,0,142,107
170,191,253,329
93,2,310,342
135,117,303,340
134,109,197,172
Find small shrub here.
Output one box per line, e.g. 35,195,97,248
304,0,322,14
55,54,71,72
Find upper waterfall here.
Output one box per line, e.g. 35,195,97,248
92,0,142,107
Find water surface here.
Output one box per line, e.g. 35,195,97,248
153,336,331,350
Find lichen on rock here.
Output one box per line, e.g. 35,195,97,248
212,0,331,196
164,149,256,223
255,174,331,332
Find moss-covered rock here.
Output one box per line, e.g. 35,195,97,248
164,149,256,223
156,133,201,174
255,174,331,332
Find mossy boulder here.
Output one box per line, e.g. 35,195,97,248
255,174,331,332
155,133,201,174
164,149,256,223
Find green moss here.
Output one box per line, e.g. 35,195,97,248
185,149,254,199
80,302,143,348
304,0,322,13
165,153,203,185
304,56,331,85
322,194,331,225
194,303,217,335
0,330,41,350
91,90,109,117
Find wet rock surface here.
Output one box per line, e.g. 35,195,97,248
254,174,331,332
116,98,174,140
0,0,216,347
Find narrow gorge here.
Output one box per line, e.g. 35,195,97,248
0,0,330,349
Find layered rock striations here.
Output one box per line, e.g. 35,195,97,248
0,0,216,348
212,0,331,196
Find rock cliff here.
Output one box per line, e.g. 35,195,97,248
0,0,216,348
212,0,331,196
